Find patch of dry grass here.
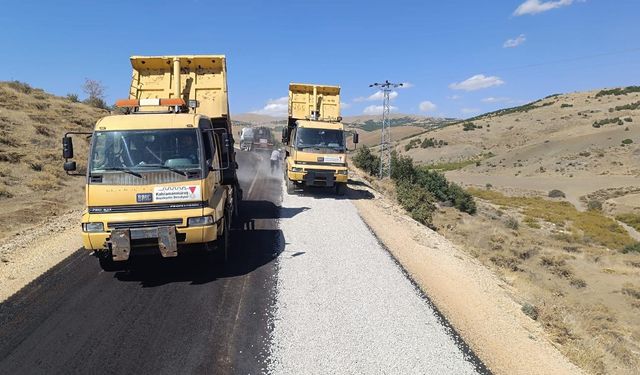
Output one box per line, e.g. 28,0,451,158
469,188,634,250
616,213,640,232
0,81,106,240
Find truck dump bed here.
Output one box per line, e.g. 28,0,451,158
288,83,341,123
129,55,229,122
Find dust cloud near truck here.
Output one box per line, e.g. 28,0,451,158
62,55,240,271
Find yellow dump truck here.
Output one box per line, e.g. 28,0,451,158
282,83,358,195
62,55,240,271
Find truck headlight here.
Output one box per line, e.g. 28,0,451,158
82,222,104,232
188,216,214,226
290,167,304,172
337,170,348,175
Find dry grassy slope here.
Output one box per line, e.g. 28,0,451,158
0,82,108,241
399,89,640,178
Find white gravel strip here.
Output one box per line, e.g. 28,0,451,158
268,185,481,375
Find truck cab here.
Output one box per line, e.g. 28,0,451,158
63,55,239,270
282,83,357,195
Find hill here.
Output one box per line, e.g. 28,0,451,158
343,113,456,132
396,87,640,207
0,81,108,240
368,87,640,374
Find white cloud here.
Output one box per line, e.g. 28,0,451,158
503,34,526,48
355,91,399,102
513,0,579,16
419,101,437,112
461,108,480,115
340,101,351,109
482,97,527,105
447,95,462,100
482,97,511,103
251,96,288,116
449,74,505,91
363,105,398,115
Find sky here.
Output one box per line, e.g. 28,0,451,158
1,0,639,119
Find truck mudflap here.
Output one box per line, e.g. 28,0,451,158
109,226,178,261
111,229,131,261
303,170,336,187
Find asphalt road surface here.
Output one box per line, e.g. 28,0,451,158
0,150,487,375
0,151,281,375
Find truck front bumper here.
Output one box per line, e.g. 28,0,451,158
287,168,348,186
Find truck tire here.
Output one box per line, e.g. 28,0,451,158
98,251,125,272
335,182,346,196
221,206,232,262
286,178,295,194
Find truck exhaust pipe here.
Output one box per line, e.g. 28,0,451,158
173,57,181,100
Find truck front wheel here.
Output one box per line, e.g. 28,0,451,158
335,182,346,196
286,178,295,194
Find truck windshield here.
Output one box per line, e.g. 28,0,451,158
90,129,201,174
295,128,345,153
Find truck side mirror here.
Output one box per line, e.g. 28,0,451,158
282,128,289,142
64,161,77,172
352,132,359,144
63,136,74,159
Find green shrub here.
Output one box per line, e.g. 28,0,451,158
622,138,633,145
593,117,622,128
622,242,640,254
447,183,477,215
521,303,538,320
416,169,450,202
66,93,80,102
390,152,417,182
462,122,480,131
396,181,436,225
548,189,566,198
505,216,519,230
587,200,603,211
84,97,109,110
596,86,640,98
352,145,380,177
6,80,32,94
560,103,573,108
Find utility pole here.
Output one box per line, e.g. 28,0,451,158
369,80,403,178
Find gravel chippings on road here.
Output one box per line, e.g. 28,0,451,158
268,186,482,375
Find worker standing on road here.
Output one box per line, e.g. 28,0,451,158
270,148,281,173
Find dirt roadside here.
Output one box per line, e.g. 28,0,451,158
348,180,583,374
0,210,82,302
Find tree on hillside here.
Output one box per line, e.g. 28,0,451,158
82,78,108,110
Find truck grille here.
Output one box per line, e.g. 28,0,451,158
305,169,336,174
107,218,183,230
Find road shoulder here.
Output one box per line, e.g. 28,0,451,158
349,180,583,375
0,210,82,302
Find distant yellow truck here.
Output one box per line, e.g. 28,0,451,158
282,83,358,195
62,55,240,270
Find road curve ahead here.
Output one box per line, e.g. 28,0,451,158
0,151,281,375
